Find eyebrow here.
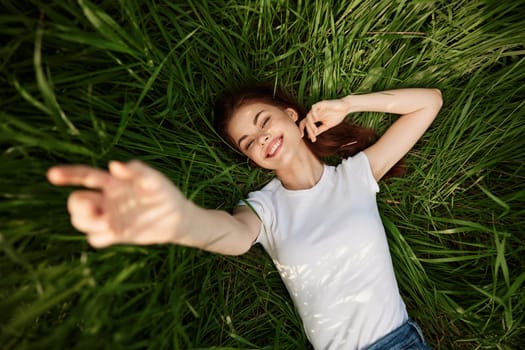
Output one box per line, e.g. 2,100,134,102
237,109,265,148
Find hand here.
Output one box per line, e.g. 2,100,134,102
299,97,351,142
47,160,192,248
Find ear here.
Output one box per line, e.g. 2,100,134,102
285,108,299,122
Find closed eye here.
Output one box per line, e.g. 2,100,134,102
244,116,269,150
262,116,270,127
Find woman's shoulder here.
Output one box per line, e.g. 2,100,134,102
244,177,281,203
257,177,282,193
337,152,380,193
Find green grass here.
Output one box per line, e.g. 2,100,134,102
1,0,524,349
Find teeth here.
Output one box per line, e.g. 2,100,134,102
269,137,282,156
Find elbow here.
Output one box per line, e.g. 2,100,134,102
235,234,255,256
222,229,254,256
230,249,250,257
203,240,251,256
225,241,252,256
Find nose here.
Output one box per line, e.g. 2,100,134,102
258,133,270,146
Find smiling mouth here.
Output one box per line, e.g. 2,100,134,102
266,136,283,158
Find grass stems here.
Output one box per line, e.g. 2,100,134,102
1,0,524,348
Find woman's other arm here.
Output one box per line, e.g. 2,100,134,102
300,88,442,180
47,161,260,255
346,89,443,180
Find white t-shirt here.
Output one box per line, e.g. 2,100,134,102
241,152,408,350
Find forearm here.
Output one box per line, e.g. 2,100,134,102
175,203,252,256
343,88,442,115
356,88,443,180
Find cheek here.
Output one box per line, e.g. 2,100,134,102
247,149,263,163
245,149,274,169
238,147,257,161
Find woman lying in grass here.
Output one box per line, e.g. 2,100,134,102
48,85,442,350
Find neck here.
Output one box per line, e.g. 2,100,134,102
275,144,324,190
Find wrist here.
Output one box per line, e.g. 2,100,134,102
170,197,197,245
342,95,358,114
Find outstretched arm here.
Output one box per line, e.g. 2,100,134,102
47,161,260,255
300,88,443,180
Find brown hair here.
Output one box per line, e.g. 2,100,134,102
214,83,405,179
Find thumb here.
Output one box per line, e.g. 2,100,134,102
87,232,117,248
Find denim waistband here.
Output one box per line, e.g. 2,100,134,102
363,318,432,350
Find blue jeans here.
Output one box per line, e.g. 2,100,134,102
363,319,432,350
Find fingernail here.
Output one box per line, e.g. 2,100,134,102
47,168,60,182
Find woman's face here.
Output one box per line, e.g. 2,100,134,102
227,101,304,170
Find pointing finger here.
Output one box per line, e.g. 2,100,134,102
48,165,111,189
